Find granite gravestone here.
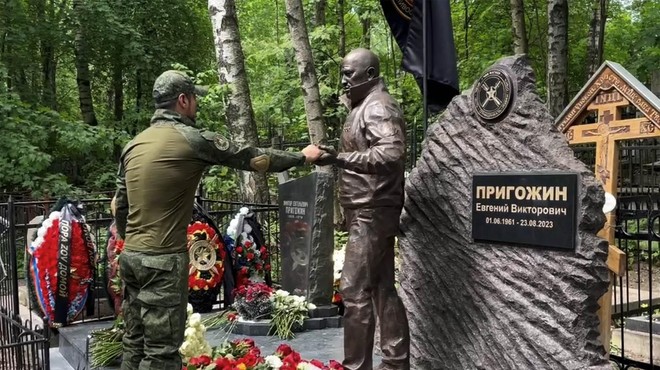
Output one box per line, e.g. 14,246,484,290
279,172,334,308
399,55,611,369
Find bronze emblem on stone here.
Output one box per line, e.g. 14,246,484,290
473,67,514,122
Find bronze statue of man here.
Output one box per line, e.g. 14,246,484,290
317,48,410,370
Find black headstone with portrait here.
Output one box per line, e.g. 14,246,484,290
279,172,335,312
399,55,611,369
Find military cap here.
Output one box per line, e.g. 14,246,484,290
153,70,208,107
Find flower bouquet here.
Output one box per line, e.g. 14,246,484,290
27,198,97,328
180,304,213,362
106,222,124,315
184,340,343,370
233,282,274,321
187,204,227,313
226,207,271,287
231,281,314,339
89,316,124,368
270,290,316,339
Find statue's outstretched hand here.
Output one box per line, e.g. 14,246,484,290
315,145,338,166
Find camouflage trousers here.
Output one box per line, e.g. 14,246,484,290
119,250,189,370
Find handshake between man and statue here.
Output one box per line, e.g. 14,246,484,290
114,47,409,370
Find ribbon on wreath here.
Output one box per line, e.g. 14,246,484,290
29,199,97,328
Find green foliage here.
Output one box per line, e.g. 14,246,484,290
621,218,660,265
334,230,348,250
1,0,658,199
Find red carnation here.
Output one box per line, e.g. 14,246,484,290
328,360,344,369
236,246,243,254
213,357,236,368
189,355,212,367
283,351,302,365
264,264,271,271
310,359,325,368
276,343,293,356
255,263,262,271
246,252,254,261
260,246,267,255
236,338,255,348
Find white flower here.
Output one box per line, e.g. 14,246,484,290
226,220,238,238
276,290,290,297
307,303,317,310
184,327,196,337
189,313,201,326
42,217,53,231
292,296,305,304
239,207,250,215
333,248,345,278
265,355,283,369
187,304,193,315
243,223,252,234
49,211,60,221
31,236,44,250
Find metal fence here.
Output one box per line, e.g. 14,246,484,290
611,195,659,369
0,199,51,370
572,141,659,369
0,195,280,370
0,308,49,370
0,196,282,321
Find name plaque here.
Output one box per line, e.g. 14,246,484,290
471,172,578,250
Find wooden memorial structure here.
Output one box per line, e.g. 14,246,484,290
556,61,660,352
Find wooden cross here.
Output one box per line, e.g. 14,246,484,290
558,63,660,354
564,92,659,353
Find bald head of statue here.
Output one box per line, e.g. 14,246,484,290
341,48,380,99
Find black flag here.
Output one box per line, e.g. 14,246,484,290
381,0,459,113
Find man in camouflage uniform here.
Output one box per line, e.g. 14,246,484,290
114,70,323,370
316,48,410,370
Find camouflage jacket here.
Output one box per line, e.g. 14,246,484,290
114,109,305,254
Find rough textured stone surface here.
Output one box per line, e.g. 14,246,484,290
308,172,335,306
399,55,611,370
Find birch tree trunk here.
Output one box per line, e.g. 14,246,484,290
510,0,528,54
284,0,332,175
209,0,270,204
73,0,97,125
546,0,568,118
586,0,608,78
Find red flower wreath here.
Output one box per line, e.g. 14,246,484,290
28,208,96,327
187,221,225,291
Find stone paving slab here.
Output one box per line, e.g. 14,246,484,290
57,318,381,369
